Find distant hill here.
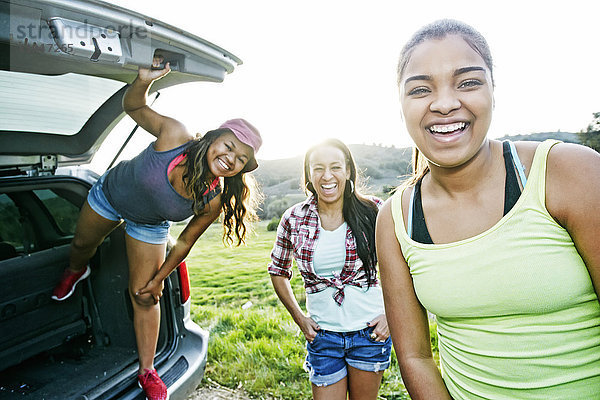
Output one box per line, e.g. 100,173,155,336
254,144,412,198
496,131,580,144
253,132,580,219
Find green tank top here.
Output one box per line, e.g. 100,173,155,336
391,140,600,399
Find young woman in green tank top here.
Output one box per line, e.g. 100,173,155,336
376,19,600,399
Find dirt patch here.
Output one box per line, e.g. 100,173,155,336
186,379,256,400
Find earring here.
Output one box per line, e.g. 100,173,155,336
347,180,354,194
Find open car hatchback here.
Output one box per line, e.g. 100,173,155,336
0,0,242,398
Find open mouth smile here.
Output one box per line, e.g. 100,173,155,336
428,122,469,135
320,182,339,196
217,158,231,171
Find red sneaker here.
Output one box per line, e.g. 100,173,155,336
138,369,168,400
51,265,91,301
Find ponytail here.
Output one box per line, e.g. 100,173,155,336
406,147,430,187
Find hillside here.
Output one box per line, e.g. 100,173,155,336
254,144,412,198
495,131,580,144
253,132,580,219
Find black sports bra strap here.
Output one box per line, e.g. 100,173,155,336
412,179,434,244
503,141,522,215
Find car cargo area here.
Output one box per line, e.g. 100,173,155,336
0,0,228,397
0,176,172,399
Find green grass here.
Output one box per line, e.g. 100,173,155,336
171,221,423,399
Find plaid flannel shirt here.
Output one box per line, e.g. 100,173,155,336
268,195,382,305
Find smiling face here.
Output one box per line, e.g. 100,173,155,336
399,34,494,169
206,131,253,178
307,145,350,207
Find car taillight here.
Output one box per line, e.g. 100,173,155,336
177,261,191,304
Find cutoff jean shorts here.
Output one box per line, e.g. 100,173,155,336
304,326,392,387
87,173,171,245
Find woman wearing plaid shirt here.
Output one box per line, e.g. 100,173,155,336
268,139,391,400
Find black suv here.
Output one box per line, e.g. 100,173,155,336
0,1,242,398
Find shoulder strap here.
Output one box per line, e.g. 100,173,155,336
528,139,561,205
507,141,527,187
203,177,220,196
167,153,187,175
410,179,434,244
407,185,416,239
502,141,523,215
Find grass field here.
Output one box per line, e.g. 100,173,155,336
172,221,419,399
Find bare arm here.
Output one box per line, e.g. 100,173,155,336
270,274,320,341
376,199,452,400
546,143,600,294
123,58,192,149
136,194,222,300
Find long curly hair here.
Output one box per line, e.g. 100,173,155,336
182,129,261,246
302,139,379,285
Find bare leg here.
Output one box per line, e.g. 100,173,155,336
312,376,348,400
347,365,384,400
125,234,167,374
69,200,121,272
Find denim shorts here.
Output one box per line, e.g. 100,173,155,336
87,173,171,245
304,327,392,387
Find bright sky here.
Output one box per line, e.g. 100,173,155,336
109,0,600,161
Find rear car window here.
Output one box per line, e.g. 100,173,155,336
33,189,79,235
0,189,80,259
0,194,25,257
0,70,125,135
